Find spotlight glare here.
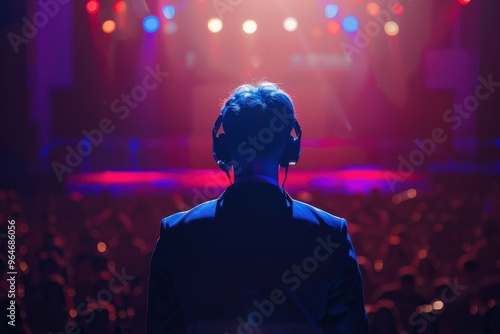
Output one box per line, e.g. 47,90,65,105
102,20,116,33
342,16,359,33
242,20,257,34
162,5,176,19
143,15,160,33
113,1,126,13
85,0,100,14
208,18,223,33
327,21,341,35
366,2,380,16
384,21,399,36
324,4,339,19
458,0,471,4
283,17,298,32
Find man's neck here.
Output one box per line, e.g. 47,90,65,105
233,162,280,186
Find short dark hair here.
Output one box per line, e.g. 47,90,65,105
221,82,295,160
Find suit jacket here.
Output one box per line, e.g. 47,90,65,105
147,182,368,333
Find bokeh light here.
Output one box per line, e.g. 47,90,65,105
458,0,471,4
164,21,178,34
97,241,107,253
366,2,380,16
208,18,223,33
102,20,116,34
143,15,160,33
242,20,257,34
392,3,405,15
283,17,298,32
85,0,99,14
113,1,126,13
162,5,176,19
324,4,339,18
342,16,359,33
384,21,400,36
327,21,341,35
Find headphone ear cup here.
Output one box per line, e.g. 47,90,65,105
280,134,298,168
213,132,231,164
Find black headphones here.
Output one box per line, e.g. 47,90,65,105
212,114,302,172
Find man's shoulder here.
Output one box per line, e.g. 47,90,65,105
160,199,219,230
291,199,347,231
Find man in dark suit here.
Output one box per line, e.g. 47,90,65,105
147,82,369,333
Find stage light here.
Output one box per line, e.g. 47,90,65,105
102,20,116,33
391,3,404,15
458,0,471,4
366,2,380,16
85,0,99,14
324,4,339,19
162,5,175,19
242,20,257,34
208,18,223,33
164,21,178,34
143,15,160,33
327,21,340,35
342,16,359,33
283,17,298,32
113,1,126,13
384,21,399,36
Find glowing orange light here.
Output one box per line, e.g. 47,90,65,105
69,309,77,318
458,0,471,4
417,249,428,259
374,259,383,272
102,20,116,34
432,300,444,310
97,242,107,252
113,1,127,13
327,21,341,35
366,2,380,16
85,0,100,14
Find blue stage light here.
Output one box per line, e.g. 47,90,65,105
143,15,160,33
342,16,359,33
162,6,175,19
325,4,339,18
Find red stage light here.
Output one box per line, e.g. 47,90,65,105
327,21,340,35
391,3,404,15
113,1,127,13
458,0,471,4
85,0,100,14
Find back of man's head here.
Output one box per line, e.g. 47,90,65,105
221,82,295,162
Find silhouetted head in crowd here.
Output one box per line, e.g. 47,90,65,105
397,266,418,295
